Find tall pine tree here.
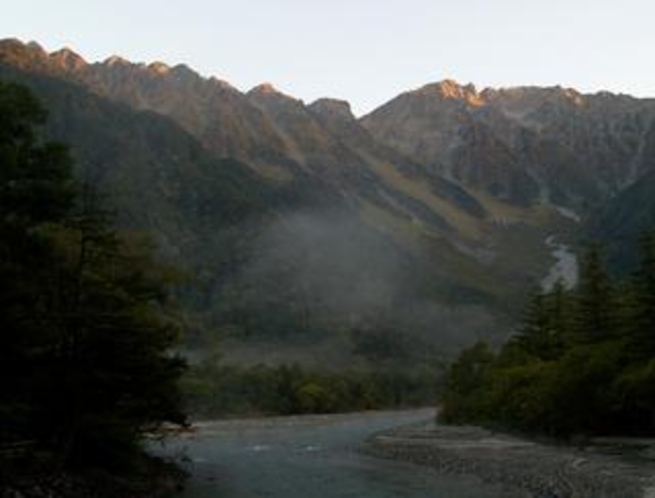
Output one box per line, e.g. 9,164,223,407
626,232,655,359
573,246,615,343
507,282,570,362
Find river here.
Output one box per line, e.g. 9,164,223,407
159,409,514,497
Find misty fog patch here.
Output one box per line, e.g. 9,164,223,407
215,209,504,362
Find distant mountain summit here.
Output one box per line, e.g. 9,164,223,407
362,78,655,208
414,79,485,106
309,99,356,126
3,38,655,245
4,38,654,211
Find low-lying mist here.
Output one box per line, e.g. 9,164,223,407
207,208,507,367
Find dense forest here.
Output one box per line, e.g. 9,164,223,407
440,240,655,437
0,82,186,493
184,361,438,417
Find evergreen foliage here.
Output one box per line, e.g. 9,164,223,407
628,233,655,359
573,245,615,343
440,243,655,437
183,360,439,417
0,82,185,477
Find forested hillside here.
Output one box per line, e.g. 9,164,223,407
440,239,655,436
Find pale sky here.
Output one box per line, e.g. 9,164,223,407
2,0,654,115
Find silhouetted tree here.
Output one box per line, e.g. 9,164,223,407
0,82,185,473
573,246,615,343
627,233,655,359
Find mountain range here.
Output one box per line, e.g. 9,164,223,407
1,38,653,367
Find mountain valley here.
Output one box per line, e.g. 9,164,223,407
1,38,653,372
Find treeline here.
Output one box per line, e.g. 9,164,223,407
183,361,439,418
0,81,185,485
440,238,655,437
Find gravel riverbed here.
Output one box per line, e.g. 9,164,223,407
363,422,655,498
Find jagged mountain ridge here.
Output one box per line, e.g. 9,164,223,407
0,38,494,245
4,38,655,219
0,61,280,268
362,80,655,209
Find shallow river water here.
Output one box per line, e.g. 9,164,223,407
160,409,513,498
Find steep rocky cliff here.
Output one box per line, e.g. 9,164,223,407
362,80,655,210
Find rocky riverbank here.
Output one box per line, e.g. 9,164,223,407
363,422,655,498
0,455,186,498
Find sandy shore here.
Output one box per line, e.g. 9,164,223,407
363,422,655,498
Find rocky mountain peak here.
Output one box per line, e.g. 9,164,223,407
164,63,203,85
248,83,300,107
208,76,238,93
481,85,587,114
249,82,282,96
104,55,131,67
0,38,32,52
308,98,355,123
561,87,584,106
415,79,484,106
50,47,87,71
0,38,49,67
0,39,88,73
147,61,171,74
26,41,47,55
170,63,195,76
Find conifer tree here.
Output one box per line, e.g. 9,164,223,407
627,232,655,359
549,281,572,351
511,292,551,359
573,246,615,343
509,283,569,362
0,81,76,445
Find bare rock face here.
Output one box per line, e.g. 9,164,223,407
7,37,655,214
49,47,87,71
418,79,484,106
248,82,289,97
248,82,381,189
78,58,294,174
361,79,655,208
0,39,295,180
309,98,356,125
3,38,655,213
359,81,538,204
0,38,52,71
103,54,130,67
